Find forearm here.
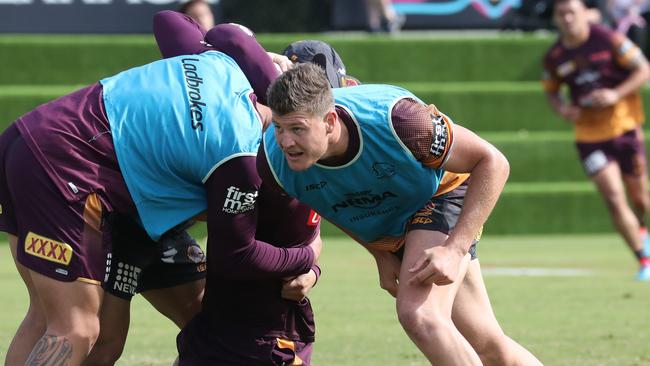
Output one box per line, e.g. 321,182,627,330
615,62,650,99
446,145,509,253
546,92,567,116
209,236,315,278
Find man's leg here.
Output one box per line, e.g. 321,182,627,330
5,234,47,366
81,294,131,366
395,229,481,366
26,272,103,366
591,162,644,255
141,279,205,328
452,259,543,366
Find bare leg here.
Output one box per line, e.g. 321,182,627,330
5,234,47,366
591,162,643,253
83,279,204,365
26,271,103,366
453,259,543,366
141,279,205,328
396,229,481,366
82,294,131,366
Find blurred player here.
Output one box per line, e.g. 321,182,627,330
0,33,318,365
178,0,215,30
542,0,650,280
260,63,543,366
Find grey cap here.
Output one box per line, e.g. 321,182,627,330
282,40,360,88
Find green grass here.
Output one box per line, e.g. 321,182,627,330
1,234,650,365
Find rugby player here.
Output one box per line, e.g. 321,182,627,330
0,32,319,365
542,0,650,280
259,63,543,366
83,15,325,365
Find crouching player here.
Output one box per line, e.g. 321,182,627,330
83,216,205,365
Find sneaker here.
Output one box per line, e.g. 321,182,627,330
637,257,650,281
387,14,406,34
637,263,650,281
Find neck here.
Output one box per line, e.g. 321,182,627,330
255,103,273,131
562,24,590,48
322,113,349,163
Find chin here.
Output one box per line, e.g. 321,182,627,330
288,161,310,172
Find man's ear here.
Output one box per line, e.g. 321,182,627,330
324,109,337,133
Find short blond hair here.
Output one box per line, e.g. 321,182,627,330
267,63,334,117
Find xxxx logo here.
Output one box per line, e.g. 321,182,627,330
24,232,73,265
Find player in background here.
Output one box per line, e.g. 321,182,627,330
542,0,650,280
0,32,318,366
260,63,543,366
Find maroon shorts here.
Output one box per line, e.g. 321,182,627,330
576,128,647,176
0,125,109,284
177,312,313,366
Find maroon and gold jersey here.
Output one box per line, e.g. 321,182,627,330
542,24,645,142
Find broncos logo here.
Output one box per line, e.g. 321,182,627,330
373,162,396,179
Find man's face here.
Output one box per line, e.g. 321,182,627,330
273,110,331,171
553,0,587,38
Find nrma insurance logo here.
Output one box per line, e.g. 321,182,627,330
393,0,521,20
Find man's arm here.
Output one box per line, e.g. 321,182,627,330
153,10,210,58
152,10,278,103
409,124,509,284
587,35,650,107
205,155,316,279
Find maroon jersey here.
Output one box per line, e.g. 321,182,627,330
542,24,645,142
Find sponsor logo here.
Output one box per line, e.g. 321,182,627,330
430,114,448,159
332,190,398,213
373,162,396,179
0,204,2,214
104,253,112,283
181,57,206,131
557,61,575,77
305,181,327,191
113,262,141,296
411,216,433,225
575,70,600,86
187,245,206,264
222,186,258,214
583,150,608,175
589,50,611,62
24,232,73,265
197,262,207,273
307,210,321,226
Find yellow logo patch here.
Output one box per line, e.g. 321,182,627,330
0,204,2,214
24,232,73,265
411,217,433,225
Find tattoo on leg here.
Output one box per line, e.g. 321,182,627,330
25,334,73,366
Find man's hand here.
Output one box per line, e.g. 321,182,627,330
267,52,293,73
281,269,317,301
583,88,620,108
408,244,466,286
559,104,581,122
373,251,402,297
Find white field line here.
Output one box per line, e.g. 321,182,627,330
481,267,593,277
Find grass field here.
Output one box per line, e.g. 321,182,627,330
1,234,650,365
